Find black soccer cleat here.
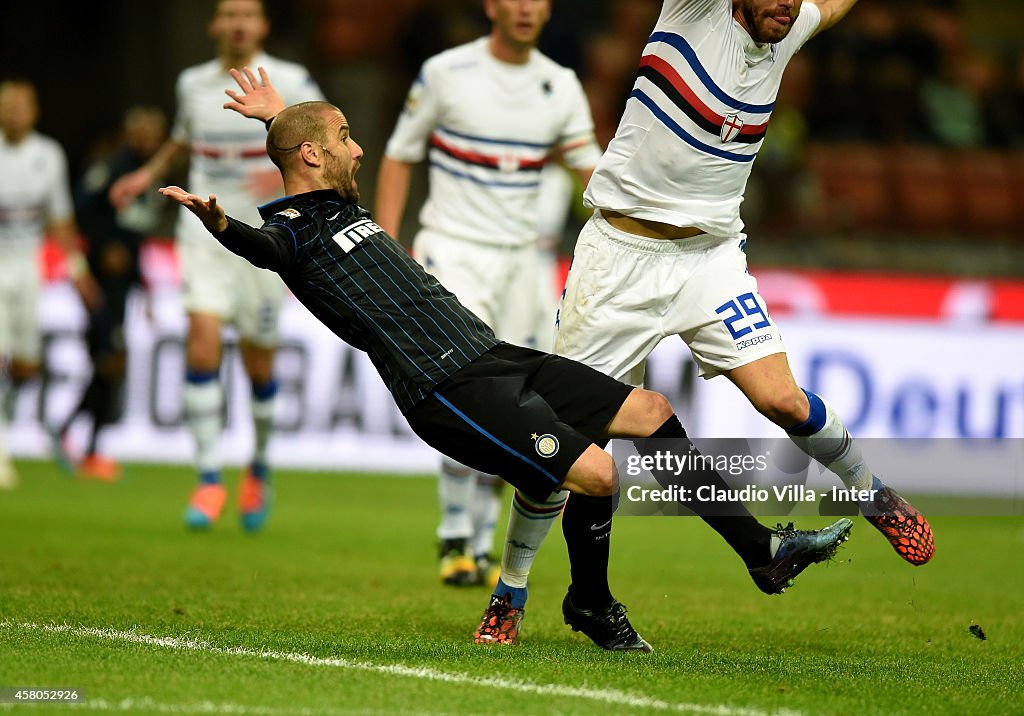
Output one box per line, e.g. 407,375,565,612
562,592,653,653
748,518,853,595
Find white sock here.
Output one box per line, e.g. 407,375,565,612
184,376,223,479
251,380,276,471
436,457,476,541
499,489,568,588
787,391,872,490
470,474,503,558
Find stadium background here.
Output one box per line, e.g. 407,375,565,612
2,4,1024,714
2,0,1023,492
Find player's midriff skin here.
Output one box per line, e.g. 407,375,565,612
602,210,705,240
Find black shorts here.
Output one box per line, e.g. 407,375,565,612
406,343,634,501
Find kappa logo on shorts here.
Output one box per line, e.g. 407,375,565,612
532,433,560,458
275,208,301,219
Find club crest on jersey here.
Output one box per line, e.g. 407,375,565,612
275,208,301,219
497,151,520,173
532,433,560,458
720,113,745,143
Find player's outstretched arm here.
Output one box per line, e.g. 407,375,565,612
223,66,287,123
159,185,293,271
159,186,228,233
811,0,859,36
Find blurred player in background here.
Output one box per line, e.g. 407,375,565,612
51,106,169,482
0,78,100,489
483,0,935,641
533,163,576,348
375,0,600,589
109,0,324,530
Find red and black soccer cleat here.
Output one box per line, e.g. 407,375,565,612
474,593,523,645
862,481,934,566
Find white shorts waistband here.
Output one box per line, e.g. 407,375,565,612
590,210,741,254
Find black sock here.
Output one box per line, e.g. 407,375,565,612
562,492,614,609
635,414,771,569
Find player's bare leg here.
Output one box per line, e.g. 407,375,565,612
728,352,934,565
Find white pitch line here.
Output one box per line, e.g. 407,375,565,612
0,697,403,715
0,696,461,716
3,621,801,716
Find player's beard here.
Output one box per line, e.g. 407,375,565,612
739,1,795,44
326,155,359,203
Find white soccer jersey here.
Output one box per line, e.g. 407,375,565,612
0,132,73,260
171,51,324,234
384,37,599,247
584,0,821,236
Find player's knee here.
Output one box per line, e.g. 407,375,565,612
754,388,809,426
240,343,275,384
186,315,222,371
608,388,675,437
587,460,617,497
186,342,221,373
642,390,675,426
571,450,617,497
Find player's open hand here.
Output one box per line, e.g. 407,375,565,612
159,186,229,233
223,66,286,123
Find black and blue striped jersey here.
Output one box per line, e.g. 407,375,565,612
211,189,499,412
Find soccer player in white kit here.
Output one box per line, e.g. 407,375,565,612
0,79,100,489
375,0,600,589
478,0,936,644
109,0,324,530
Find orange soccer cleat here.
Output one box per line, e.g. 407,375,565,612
862,478,935,566
184,482,226,529
77,454,121,482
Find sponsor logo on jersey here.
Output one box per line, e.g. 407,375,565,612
720,113,745,143
533,433,560,458
275,208,301,219
736,333,774,351
332,218,384,253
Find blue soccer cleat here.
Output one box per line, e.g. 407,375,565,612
748,518,853,595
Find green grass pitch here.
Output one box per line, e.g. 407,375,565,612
1,461,1022,715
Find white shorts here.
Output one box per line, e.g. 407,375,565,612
0,257,41,363
412,229,543,348
554,211,785,386
177,221,285,348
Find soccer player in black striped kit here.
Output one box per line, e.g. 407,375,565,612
160,74,851,651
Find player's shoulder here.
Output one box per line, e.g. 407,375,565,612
27,132,67,159
529,50,584,85
261,191,339,223
177,58,221,85
424,38,487,77
257,53,313,78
